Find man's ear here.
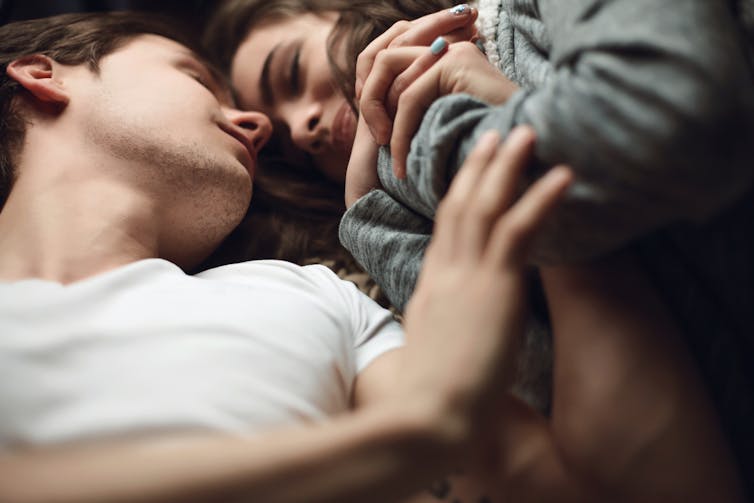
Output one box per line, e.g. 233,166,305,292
6,54,70,108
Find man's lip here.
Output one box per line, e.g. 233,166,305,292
220,123,256,175
331,101,356,151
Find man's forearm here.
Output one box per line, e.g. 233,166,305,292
0,407,464,503
538,258,744,500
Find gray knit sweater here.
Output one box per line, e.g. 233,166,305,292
340,0,754,489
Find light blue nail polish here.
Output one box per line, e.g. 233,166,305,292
449,4,470,15
430,36,447,55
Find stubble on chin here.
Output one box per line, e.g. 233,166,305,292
85,120,252,262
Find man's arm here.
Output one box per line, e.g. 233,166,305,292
1,129,571,503
0,407,468,503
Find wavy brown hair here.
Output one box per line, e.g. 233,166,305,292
201,0,458,268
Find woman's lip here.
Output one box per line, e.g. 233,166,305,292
332,101,357,151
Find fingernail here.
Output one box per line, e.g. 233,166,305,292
449,4,470,15
430,36,448,55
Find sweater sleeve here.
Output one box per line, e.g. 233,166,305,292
518,0,754,261
346,0,754,267
340,0,754,304
339,186,432,312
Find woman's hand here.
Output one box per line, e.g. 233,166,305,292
359,40,519,178
344,114,381,208
399,127,572,445
355,4,479,101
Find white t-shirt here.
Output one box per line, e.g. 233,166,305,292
0,259,404,447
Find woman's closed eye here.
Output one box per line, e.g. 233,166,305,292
287,45,302,95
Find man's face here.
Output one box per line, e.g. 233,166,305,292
70,35,272,265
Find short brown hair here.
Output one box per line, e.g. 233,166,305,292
0,11,204,211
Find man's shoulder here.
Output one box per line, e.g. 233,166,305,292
195,259,346,292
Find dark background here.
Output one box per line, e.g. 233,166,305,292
0,0,215,31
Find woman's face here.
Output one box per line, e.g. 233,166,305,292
231,12,357,183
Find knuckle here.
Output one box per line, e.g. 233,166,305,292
389,34,407,49
373,48,390,67
356,52,368,69
392,75,407,95
395,20,411,31
455,41,477,54
361,98,384,118
372,49,385,65
470,199,498,221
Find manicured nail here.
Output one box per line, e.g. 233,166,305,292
449,4,470,15
430,36,448,55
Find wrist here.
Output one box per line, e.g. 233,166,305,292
373,390,476,467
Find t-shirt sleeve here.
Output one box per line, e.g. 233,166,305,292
303,265,404,374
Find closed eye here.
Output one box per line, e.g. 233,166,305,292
288,46,301,94
190,73,211,89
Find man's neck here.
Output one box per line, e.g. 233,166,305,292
0,170,161,285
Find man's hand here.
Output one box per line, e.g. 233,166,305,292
399,127,572,444
359,41,519,179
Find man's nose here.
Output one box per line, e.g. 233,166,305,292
224,108,273,154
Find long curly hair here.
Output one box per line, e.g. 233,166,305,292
201,0,459,269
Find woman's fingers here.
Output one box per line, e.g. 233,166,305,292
385,37,449,119
360,39,449,146
389,41,518,179
344,115,382,208
355,4,477,99
359,44,446,146
389,60,445,179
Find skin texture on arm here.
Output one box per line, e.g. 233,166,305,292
493,256,745,502
0,408,469,503
537,256,743,501
353,257,745,502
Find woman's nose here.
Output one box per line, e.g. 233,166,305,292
225,108,273,154
288,101,325,154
